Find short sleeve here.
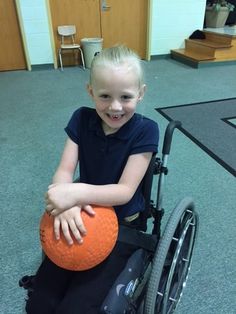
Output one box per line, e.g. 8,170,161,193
64,108,83,145
130,118,159,155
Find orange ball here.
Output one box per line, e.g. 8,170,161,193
40,206,118,271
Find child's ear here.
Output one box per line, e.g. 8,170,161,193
138,84,146,101
87,84,94,98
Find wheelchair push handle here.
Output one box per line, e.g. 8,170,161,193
162,120,181,155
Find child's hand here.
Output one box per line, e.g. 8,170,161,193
53,205,95,245
45,183,78,214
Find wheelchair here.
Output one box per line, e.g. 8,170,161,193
20,120,198,314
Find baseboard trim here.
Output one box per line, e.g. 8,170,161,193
31,64,55,71
150,54,171,60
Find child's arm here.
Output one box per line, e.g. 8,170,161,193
51,137,79,183
47,137,95,244
46,152,152,215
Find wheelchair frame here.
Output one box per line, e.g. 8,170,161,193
20,121,198,314
128,121,198,314
101,121,198,314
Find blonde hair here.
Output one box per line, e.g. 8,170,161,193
90,45,144,87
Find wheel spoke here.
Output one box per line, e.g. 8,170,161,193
144,198,198,314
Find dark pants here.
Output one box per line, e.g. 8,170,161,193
26,241,139,314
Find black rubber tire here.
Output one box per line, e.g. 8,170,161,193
144,197,198,314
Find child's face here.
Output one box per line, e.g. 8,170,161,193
88,63,145,135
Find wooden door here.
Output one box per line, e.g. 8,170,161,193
0,0,26,71
100,0,148,59
49,0,101,66
49,0,148,67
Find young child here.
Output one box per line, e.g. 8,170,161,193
26,45,159,313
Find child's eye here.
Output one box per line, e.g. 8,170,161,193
99,94,110,99
121,95,132,101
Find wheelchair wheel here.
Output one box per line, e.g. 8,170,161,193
144,197,198,314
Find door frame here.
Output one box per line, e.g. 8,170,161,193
15,0,31,71
45,0,58,69
146,0,152,61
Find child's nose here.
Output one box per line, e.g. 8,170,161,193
110,100,122,111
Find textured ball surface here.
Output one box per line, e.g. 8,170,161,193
40,206,118,271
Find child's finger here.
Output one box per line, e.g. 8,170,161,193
68,219,83,244
61,220,73,245
48,183,57,189
75,214,87,236
45,204,54,213
53,217,61,240
83,205,96,216
51,209,58,216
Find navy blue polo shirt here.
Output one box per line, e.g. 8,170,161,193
65,107,159,219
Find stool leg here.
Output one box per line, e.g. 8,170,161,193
58,49,63,71
79,47,85,70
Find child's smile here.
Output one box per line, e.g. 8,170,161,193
106,112,125,121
